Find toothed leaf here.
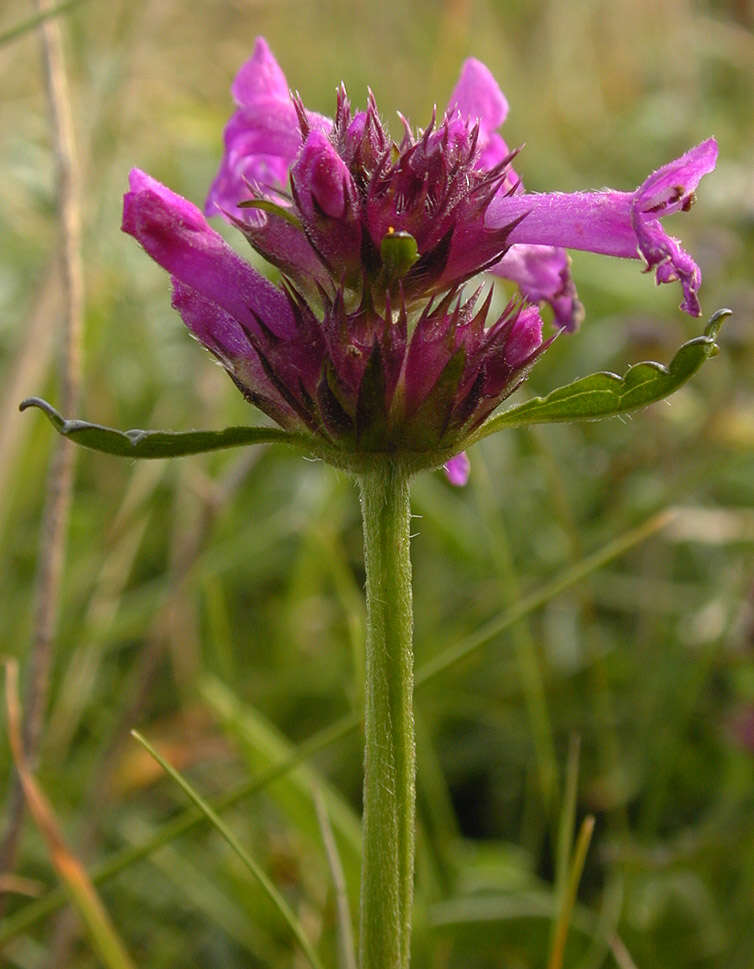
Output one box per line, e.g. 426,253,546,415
474,310,729,440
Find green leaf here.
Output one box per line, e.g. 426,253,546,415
236,198,302,227
473,309,730,441
20,397,310,458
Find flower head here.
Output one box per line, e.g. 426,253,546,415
122,38,716,483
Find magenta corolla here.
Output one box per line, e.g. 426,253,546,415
122,38,716,485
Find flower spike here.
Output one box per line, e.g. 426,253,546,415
116,39,717,484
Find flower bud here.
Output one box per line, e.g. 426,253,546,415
505,306,543,369
290,131,362,281
292,131,354,220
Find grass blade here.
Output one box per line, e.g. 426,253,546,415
201,675,361,879
0,510,671,945
130,729,325,969
547,815,596,969
553,736,581,916
313,785,358,969
415,509,675,685
0,0,86,47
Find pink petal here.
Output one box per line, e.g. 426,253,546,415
447,58,509,132
170,280,301,428
231,36,289,105
491,245,583,331
486,140,717,317
123,169,296,339
444,452,470,486
205,39,332,218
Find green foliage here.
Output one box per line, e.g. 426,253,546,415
476,310,730,438
19,396,305,457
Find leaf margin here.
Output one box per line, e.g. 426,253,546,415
471,308,730,443
19,396,312,458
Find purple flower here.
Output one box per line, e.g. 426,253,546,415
122,38,716,483
485,137,718,319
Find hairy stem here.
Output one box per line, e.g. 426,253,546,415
357,462,415,969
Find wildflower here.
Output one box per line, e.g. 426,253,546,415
122,38,716,485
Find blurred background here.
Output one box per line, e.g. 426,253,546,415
1,0,753,966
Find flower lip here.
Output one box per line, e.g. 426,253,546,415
635,137,718,217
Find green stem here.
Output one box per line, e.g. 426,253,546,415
357,461,415,969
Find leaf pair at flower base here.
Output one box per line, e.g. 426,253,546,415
20,309,729,475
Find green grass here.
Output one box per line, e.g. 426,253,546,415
2,0,753,966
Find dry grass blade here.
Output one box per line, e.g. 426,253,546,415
609,933,642,969
0,874,46,898
547,813,596,969
3,660,137,969
0,0,85,902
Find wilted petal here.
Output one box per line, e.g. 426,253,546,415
444,451,470,486
123,169,297,339
487,139,717,316
492,245,583,331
